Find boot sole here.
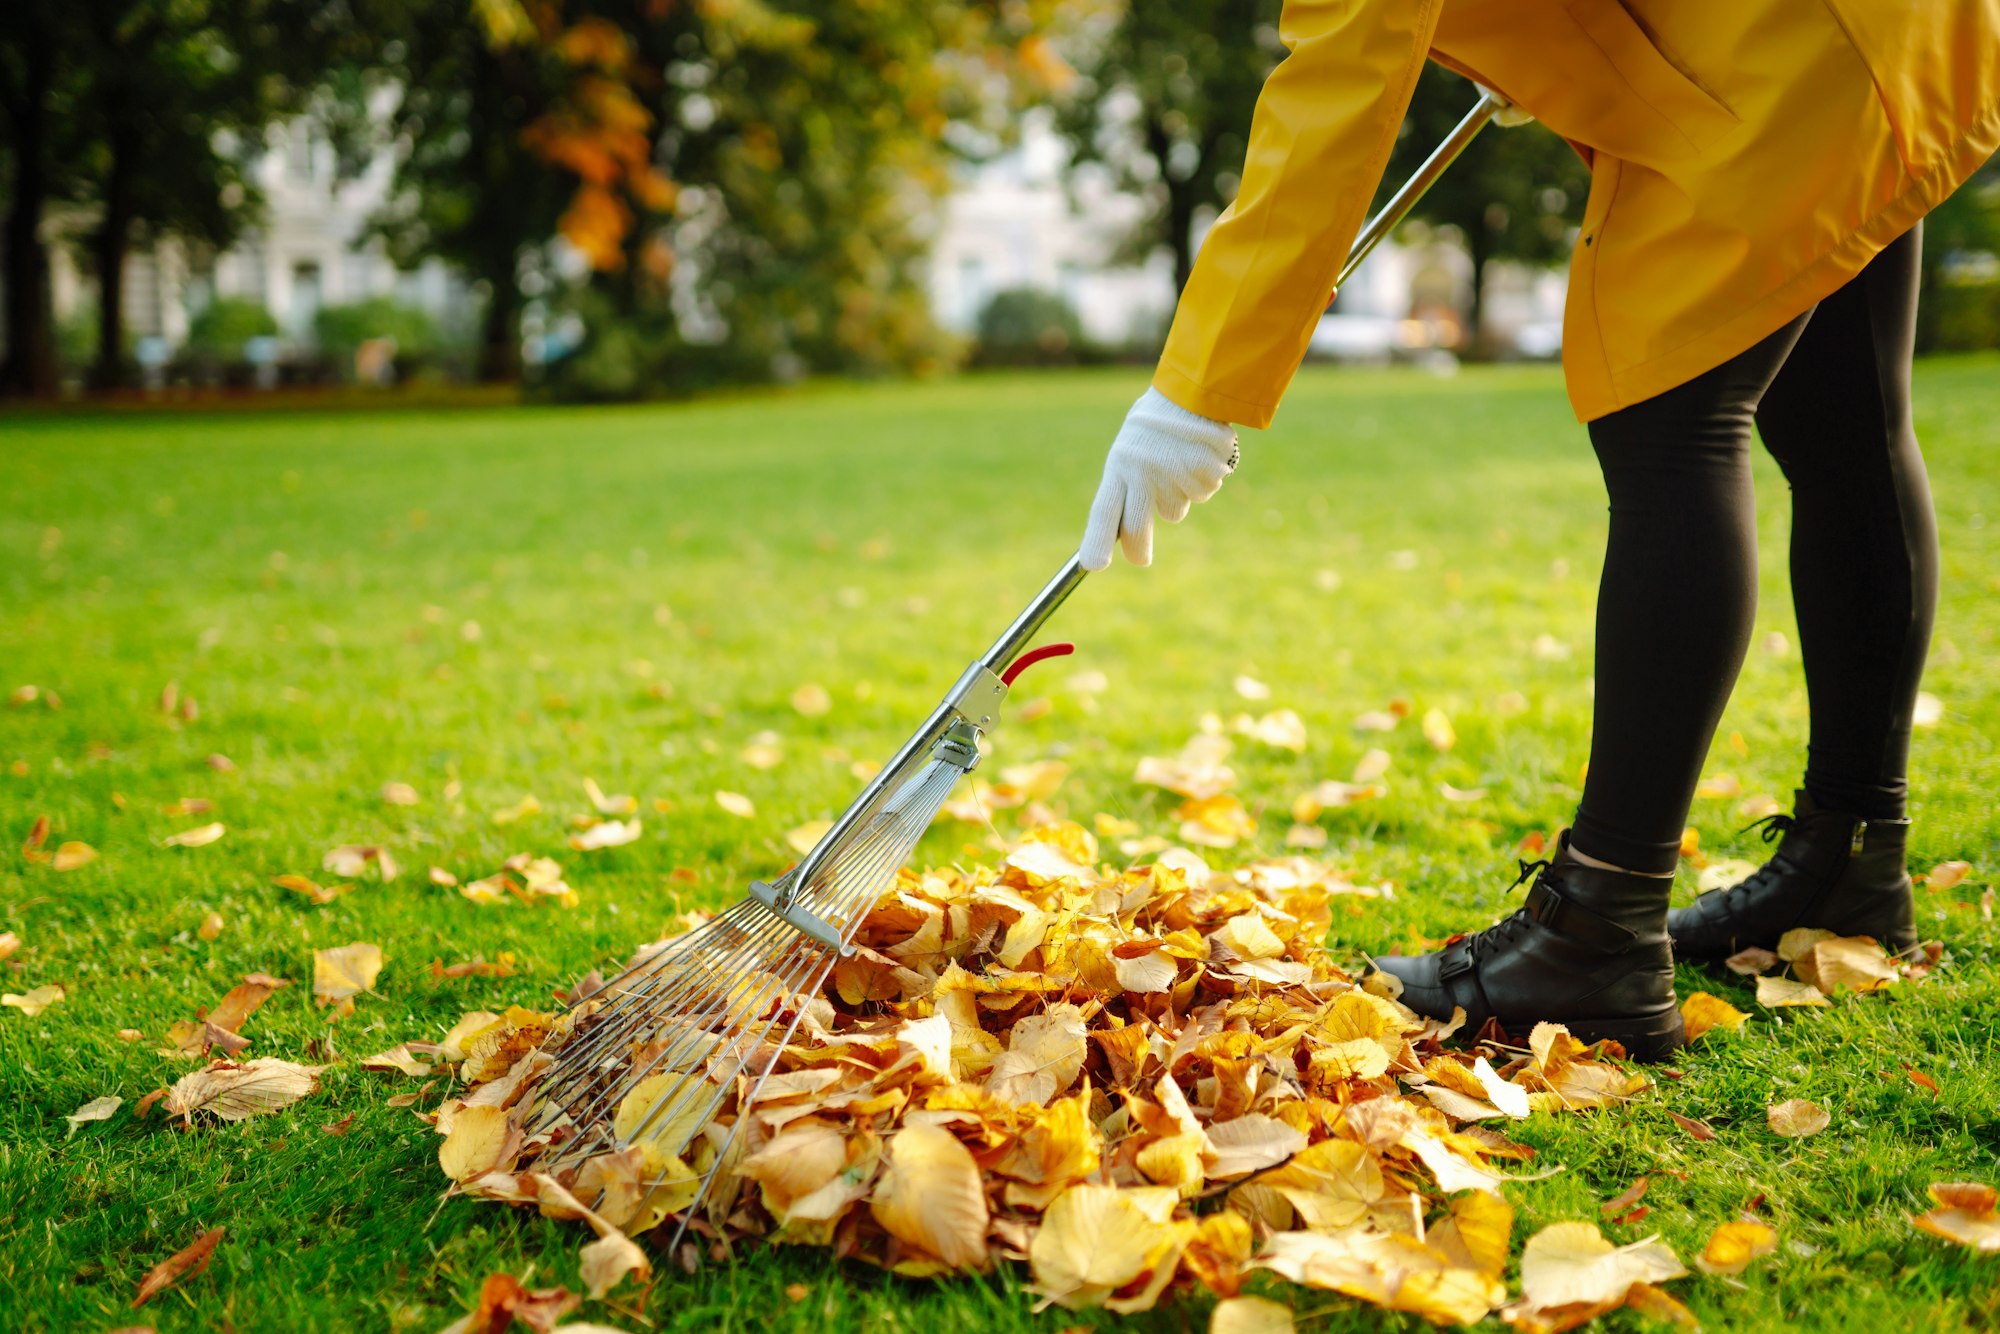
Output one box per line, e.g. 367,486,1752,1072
1559,1004,1687,1064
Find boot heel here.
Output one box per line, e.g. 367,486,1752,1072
1570,1004,1686,1064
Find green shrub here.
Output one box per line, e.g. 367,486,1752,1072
184,298,279,360
312,297,440,374
971,288,1087,367
1922,281,2000,352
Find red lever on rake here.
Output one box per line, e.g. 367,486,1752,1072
1001,642,1074,687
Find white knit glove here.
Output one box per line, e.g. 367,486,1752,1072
1079,387,1239,570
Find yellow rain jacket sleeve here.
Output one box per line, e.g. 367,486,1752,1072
1152,0,1443,429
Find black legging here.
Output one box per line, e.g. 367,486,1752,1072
1572,226,1938,875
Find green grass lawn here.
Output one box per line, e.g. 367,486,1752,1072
3,359,1996,1333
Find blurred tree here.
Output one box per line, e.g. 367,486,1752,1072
1380,65,1588,354
0,3,80,396
973,287,1087,366
352,0,678,382
66,0,342,390
1052,0,1282,294
1917,150,2000,352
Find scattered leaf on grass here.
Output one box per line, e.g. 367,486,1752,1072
66,1094,123,1134
1755,975,1831,1008
53,842,98,871
1421,709,1456,751
0,931,19,962
1233,675,1271,701
164,822,226,848
131,1227,224,1308
1515,1220,1686,1308
1767,1099,1830,1138
1666,1110,1716,1142
275,873,347,905
323,844,399,880
569,819,642,851
491,796,542,825
791,683,832,716
1923,860,1972,892
1724,946,1781,976
1792,937,1897,994
1211,1295,1295,1334
382,782,421,806
1134,735,1237,800
163,1059,321,1123
1600,1178,1649,1218
715,791,755,819
314,942,384,1011
3,984,65,1016
1680,992,1749,1041
1696,1220,1777,1275
362,1044,434,1077
435,1273,579,1334
1912,691,1943,726
786,820,834,855
1176,794,1255,849
439,1104,521,1182
1911,1183,2000,1252
197,911,223,941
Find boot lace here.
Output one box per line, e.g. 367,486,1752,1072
1701,812,1797,906
1466,856,1551,960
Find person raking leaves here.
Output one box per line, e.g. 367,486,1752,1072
1079,1,2000,1061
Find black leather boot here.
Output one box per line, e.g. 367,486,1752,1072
1372,833,1684,1062
1668,789,1917,962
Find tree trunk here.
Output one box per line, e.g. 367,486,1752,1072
1465,224,1492,361
478,266,521,382
1,40,58,399
89,132,135,393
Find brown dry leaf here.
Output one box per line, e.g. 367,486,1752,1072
715,791,756,819
1767,1099,1831,1138
1924,861,1972,892
313,942,385,1010
1911,1183,2000,1253
1724,946,1781,976
1680,991,1749,1041
0,930,19,961
53,841,98,871
163,1058,322,1123
275,873,346,905
164,822,226,848
381,781,421,806
1666,1110,1716,1142
870,1122,990,1270
435,1272,580,1334
3,984,65,1016
197,911,224,941
131,1227,223,1308
1600,1177,1649,1218
1696,1220,1777,1275
1755,975,1831,1008
429,866,459,887
1792,936,1898,994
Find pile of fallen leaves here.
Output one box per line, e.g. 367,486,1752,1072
424,822,1718,1329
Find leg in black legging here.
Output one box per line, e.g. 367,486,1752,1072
1754,226,1936,821
1571,317,1809,874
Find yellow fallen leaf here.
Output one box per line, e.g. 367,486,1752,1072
715,791,755,819
165,822,226,848
1213,913,1286,961
66,1094,123,1133
1211,1295,1295,1334
197,911,224,941
439,1103,523,1181
323,844,400,880
870,1122,990,1270
791,682,832,716
1031,1184,1189,1309
1422,708,1456,751
381,781,421,806
52,841,98,871
1234,709,1306,751
741,734,784,770
1517,1220,1686,1308
1680,991,1750,1041
1792,936,1897,994
2,984,65,1016
1767,1098,1830,1138
988,1004,1087,1105
1924,860,1972,892
1755,975,1830,1008
1177,793,1255,849
583,777,638,816
1775,926,1836,962
1233,675,1271,701
786,820,834,855
313,942,384,1009
0,931,18,961
490,795,542,825
568,819,642,851
1911,1182,2000,1252
1696,1220,1777,1275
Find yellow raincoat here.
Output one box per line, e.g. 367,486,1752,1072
1155,0,2000,425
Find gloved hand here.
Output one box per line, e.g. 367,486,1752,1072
1079,387,1239,570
